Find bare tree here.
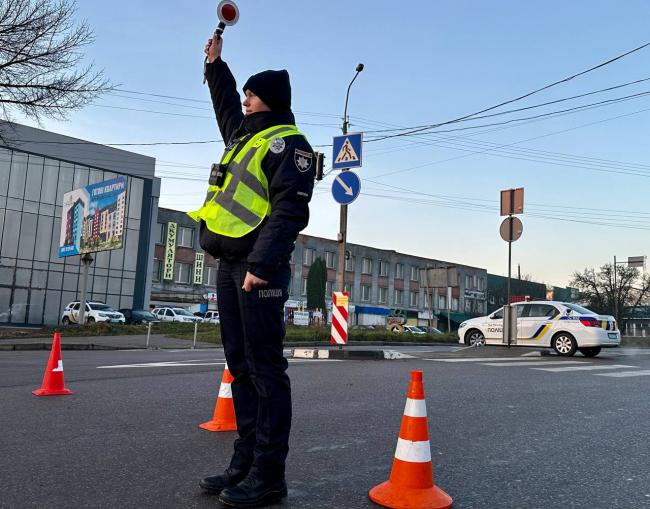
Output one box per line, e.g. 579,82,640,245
570,264,650,319
0,0,111,124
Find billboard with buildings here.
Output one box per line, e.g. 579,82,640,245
59,176,128,257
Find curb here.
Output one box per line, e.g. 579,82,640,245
291,348,415,360
0,343,143,351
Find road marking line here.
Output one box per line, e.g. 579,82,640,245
425,357,557,363
594,370,650,378
96,359,339,369
531,364,636,373
481,361,588,367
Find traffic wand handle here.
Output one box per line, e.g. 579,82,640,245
368,370,452,509
32,332,73,396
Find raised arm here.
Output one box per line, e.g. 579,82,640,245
204,35,244,144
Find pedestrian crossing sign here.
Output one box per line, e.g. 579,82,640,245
332,132,363,169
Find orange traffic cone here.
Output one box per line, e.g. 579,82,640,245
32,332,73,396
199,363,237,432
369,370,452,509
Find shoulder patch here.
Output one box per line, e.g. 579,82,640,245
269,137,286,154
294,149,313,172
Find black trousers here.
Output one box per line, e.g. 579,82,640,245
217,260,291,480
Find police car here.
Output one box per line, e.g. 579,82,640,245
458,301,620,357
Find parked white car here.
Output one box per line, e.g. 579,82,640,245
61,301,125,325
151,307,203,323
458,301,620,357
203,311,220,324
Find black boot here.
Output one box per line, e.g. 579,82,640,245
218,472,287,508
199,467,249,494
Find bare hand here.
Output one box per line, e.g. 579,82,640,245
204,35,222,63
242,272,268,292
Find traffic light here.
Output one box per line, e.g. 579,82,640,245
314,151,324,180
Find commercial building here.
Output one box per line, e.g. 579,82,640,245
152,208,488,329
0,121,160,325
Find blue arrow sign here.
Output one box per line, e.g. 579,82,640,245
331,171,361,205
332,132,363,170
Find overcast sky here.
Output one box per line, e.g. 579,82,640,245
18,0,650,287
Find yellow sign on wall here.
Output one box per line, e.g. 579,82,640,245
163,222,177,281
194,253,204,285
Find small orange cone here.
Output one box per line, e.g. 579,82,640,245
32,332,73,396
369,370,452,509
199,363,237,432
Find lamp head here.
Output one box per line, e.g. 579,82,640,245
356,63,364,72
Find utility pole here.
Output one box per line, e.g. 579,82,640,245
336,63,364,293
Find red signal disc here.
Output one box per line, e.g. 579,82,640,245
220,3,237,22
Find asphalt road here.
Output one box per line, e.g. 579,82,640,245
1,346,649,508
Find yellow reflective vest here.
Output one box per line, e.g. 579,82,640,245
188,124,303,238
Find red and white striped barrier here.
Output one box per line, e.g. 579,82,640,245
330,291,349,345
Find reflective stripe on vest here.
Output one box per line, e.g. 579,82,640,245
187,124,303,238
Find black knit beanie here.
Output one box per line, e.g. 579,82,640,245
242,69,292,112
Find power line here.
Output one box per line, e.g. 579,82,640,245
363,41,650,143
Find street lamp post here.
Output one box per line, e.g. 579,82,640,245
336,63,364,294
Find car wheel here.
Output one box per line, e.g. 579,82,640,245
552,332,577,356
62,316,70,326
87,317,95,324
465,329,485,346
579,346,602,358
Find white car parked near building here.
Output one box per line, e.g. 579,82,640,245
61,301,125,325
151,307,203,323
202,311,220,324
458,301,620,357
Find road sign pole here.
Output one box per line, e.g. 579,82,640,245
507,219,512,347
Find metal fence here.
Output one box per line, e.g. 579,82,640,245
621,320,650,338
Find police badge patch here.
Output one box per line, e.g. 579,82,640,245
294,149,313,172
269,137,285,154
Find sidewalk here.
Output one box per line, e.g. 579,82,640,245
0,334,219,351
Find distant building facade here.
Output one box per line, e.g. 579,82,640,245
151,208,488,329
0,121,160,325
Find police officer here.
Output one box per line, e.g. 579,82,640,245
189,34,315,508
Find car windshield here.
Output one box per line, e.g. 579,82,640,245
173,308,192,316
90,304,113,311
563,303,595,315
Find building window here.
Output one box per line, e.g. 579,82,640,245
478,277,485,291
303,247,315,266
325,251,336,269
152,259,162,281
439,295,447,310
465,299,472,312
409,291,418,307
177,226,194,248
155,223,165,244
465,275,472,288
326,281,333,297
361,284,371,302
394,289,403,305
379,287,388,304
452,297,459,311
344,283,353,300
379,260,388,277
362,257,373,274
205,265,217,287
174,262,192,284
345,255,355,272
302,277,308,295
395,263,404,279
410,265,419,281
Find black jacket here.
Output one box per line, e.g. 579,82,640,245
200,58,315,281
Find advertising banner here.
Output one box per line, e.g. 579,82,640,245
163,222,177,281
194,253,204,285
59,176,127,257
